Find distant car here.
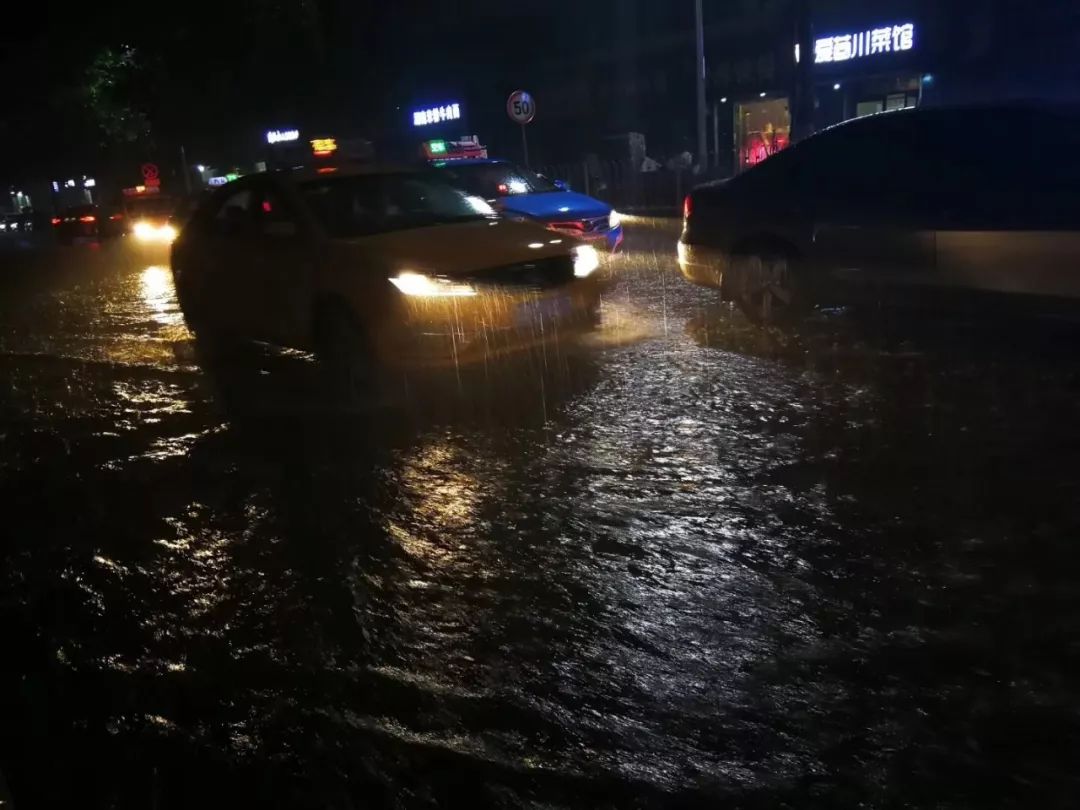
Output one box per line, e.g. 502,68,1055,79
0,213,30,233
434,158,624,252
171,167,606,400
120,194,178,244
679,104,1080,321
52,205,103,245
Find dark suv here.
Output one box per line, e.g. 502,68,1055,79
679,104,1080,320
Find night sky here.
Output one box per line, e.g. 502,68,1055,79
0,1,697,179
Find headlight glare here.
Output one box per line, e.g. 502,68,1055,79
609,209,622,230
390,272,477,298
573,245,600,278
133,221,177,243
466,195,495,215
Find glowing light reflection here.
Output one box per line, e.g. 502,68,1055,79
141,265,185,327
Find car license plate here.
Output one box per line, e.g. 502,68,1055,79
516,295,572,327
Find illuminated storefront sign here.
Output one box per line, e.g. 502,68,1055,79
815,23,915,64
310,138,338,157
412,103,462,127
422,136,488,162
207,173,239,187
266,128,300,144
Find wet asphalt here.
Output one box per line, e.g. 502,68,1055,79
1,222,1080,809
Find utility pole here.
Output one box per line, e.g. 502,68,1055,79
792,0,814,142
712,103,720,170
179,145,192,195
694,0,708,171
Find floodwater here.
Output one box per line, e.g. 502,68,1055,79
1,224,1079,808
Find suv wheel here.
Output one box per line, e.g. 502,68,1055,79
729,248,803,324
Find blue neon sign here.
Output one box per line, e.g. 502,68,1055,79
412,103,462,127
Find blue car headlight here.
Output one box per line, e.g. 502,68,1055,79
609,209,622,230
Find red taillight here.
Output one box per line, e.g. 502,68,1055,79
497,183,509,195
109,214,123,221
51,217,61,226
683,194,693,220
79,215,96,223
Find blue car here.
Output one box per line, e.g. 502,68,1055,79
434,158,623,251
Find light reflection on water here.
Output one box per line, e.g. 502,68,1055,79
140,264,186,329
3,236,1080,806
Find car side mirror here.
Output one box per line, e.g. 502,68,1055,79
554,179,569,191
263,221,298,239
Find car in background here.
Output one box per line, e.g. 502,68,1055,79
51,205,103,245
434,158,623,252
108,194,178,244
0,213,32,234
171,167,605,402
679,104,1080,322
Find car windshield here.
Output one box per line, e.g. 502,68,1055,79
438,163,560,198
298,173,492,238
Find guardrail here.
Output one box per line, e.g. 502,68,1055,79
533,160,730,215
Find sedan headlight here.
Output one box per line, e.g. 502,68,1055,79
390,272,477,298
573,245,600,278
466,195,496,215
608,209,622,230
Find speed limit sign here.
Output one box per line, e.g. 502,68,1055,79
507,90,536,125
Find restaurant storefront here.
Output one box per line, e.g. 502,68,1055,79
735,97,791,172
714,4,937,173
708,32,796,175
809,13,935,131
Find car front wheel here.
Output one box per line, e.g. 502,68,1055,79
313,304,379,410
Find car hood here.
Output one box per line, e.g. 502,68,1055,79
499,191,611,221
332,218,582,278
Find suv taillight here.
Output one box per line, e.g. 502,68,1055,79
683,194,693,220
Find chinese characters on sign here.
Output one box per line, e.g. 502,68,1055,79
310,138,338,157
266,128,299,144
412,103,462,127
815,23,915,64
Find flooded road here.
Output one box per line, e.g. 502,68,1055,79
2,225,1080,808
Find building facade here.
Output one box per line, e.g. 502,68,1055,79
531,0,1080,173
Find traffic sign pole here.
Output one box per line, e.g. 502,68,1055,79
507,90,536,169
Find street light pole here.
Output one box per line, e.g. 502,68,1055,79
792,0,814,141
694,0,708,171
179,145,192,195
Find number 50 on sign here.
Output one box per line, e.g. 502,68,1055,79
507,90,536,125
